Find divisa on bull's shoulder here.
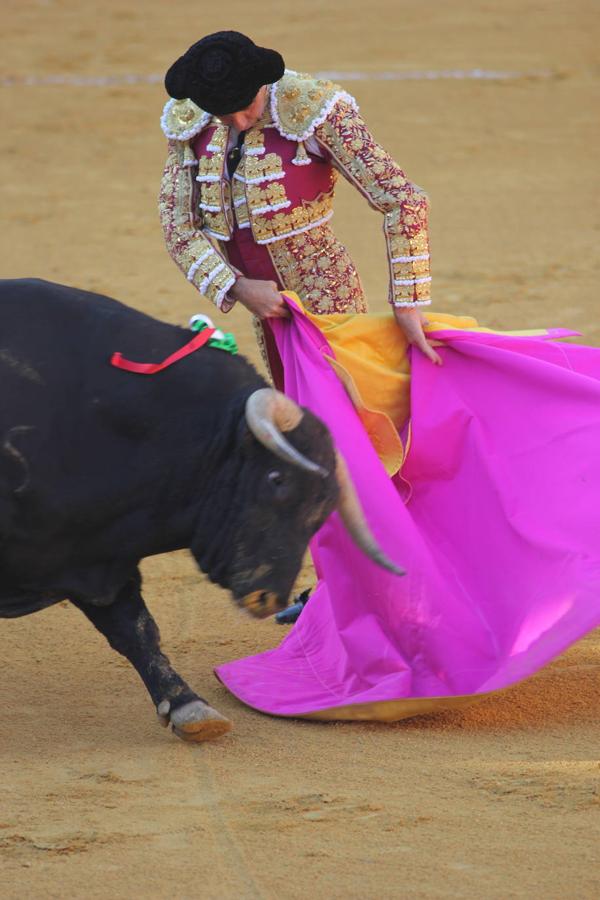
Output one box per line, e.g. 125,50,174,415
270,69,359,143
160,97,214,141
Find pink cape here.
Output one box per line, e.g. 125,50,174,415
215,301,600,719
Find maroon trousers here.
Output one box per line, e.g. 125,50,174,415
225,225,285,388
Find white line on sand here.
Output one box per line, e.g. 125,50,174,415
0,69,556,87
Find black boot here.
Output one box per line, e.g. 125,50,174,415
275,588,311,625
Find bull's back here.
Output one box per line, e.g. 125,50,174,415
0,279,170,381
0,278,259,398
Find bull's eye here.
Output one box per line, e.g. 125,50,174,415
268,470,284,487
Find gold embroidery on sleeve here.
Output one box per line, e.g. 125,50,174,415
315,101,431,306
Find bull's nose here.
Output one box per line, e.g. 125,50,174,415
241,590,285,619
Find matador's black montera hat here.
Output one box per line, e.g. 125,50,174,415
164,31,285,116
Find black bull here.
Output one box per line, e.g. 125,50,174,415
0,279,400,741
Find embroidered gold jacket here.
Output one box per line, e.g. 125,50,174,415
159,71,431,311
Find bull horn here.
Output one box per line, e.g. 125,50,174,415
245,388,328,476
335,452,405,576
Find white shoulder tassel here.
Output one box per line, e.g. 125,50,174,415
292,141,312,166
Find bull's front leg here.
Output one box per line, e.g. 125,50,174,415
71,574,231,742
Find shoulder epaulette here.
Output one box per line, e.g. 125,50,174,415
160,98,212,141
270,70,358,142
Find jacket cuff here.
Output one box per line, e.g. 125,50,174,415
386,223,431,306
390,250,432,305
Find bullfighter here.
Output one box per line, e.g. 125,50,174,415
159,30,441,378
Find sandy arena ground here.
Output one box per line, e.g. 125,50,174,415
1,2,600,897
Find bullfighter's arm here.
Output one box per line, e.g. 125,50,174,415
159,139,238,311
314,101,431,308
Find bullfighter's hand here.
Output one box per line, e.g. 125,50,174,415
229,277,291,319
393,307,443,365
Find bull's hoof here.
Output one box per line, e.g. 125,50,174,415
157,699,232,743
